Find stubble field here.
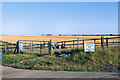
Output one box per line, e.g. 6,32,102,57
0,35,118,44
1,35,119,72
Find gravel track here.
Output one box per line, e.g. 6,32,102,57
1,65,119,78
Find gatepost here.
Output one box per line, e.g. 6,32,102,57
17,40,23,54
48,39,52,55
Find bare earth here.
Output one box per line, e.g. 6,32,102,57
1,65,119,78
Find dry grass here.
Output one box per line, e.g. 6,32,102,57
0,35,118,44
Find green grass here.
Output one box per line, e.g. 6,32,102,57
0,59,1,64
2,52,38,65
6,46,119,72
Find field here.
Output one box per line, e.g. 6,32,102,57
1,35,119,72
0,35,119,44
1,35,119,54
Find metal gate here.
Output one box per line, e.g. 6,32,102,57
18,40,51,55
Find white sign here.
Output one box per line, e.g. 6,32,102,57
19,42,23,52
84,43,95,52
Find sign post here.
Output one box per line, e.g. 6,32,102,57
84,43,95,52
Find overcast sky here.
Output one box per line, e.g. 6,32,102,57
2,2,118,35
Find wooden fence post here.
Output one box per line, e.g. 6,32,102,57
4,43,6,54
12,43,13,51
17,41,19,54
94,39,96,49
101,37,104,49
113,41,114,45
40,41,41,54
83,40,84,49
30,41,32,51
64,41,65,48
73,40,74,48
94,40,96,44
14,41,17,54
25,41,26,52
48,39,52,55
6,43,8,52
77,37,79,49
62,42,64,49
106,37,108,47
32,41,33,54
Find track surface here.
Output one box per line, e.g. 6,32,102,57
1,65,119,78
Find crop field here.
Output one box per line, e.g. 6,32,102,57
0,35,119,43
1,35,119,72
0,35,119,54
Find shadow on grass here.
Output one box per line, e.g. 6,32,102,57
22,52,48,57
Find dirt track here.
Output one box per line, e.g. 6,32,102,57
1,65,119,78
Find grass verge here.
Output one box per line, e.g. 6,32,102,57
5,46,119,72
2,53,38,65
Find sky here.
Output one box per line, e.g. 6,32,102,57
2,2,118,35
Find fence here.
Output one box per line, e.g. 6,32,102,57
0,40,16,53
0,40,52,55
57,37,120,49
0,36,120,55
18,40,52,55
